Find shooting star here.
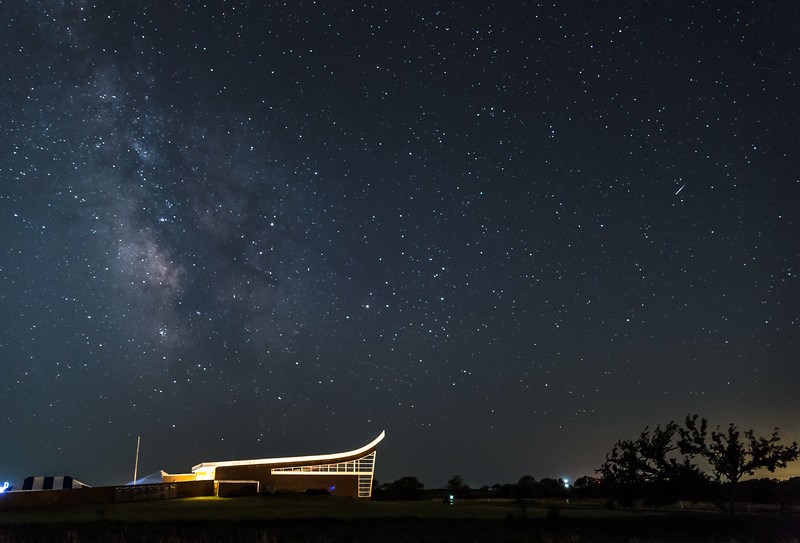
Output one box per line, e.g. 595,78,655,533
674,183,687,196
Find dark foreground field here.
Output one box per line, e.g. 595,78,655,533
0,495,798,542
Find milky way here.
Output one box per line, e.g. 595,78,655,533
1,2,799,487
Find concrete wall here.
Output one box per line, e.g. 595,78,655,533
114,480,214,501
147,466,367,498
0,487,115,510
270,474,359,497
215,465,361,497
174,480,215,498
114,484,177,502
0,480,215,510
216,481,259,497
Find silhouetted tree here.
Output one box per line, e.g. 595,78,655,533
572,476,602,499
539,478,566,497
490,482,516,498
599,415,799,511
446,474,470,498
515,475,538,500
598,422,688,506
783,477,800,508
380,476,425,500
737,478,781,504
678,414,799,512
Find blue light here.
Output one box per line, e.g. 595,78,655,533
0,482,9,494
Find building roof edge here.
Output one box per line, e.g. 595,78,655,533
191,430,386,472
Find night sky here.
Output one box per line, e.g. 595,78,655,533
2,1,799,489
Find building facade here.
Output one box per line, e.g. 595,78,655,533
163,431,385,498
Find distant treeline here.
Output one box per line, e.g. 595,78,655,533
373,474,800,507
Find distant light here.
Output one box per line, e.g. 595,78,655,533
0,482,9,493
563,478,569,488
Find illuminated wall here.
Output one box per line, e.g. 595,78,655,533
183,431,385,498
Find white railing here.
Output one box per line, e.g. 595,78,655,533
271,451,377,497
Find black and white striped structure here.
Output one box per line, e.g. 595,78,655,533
21,476,89,490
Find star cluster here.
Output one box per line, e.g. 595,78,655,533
1,2,798,486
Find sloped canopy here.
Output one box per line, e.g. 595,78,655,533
126,470,168,486
192,430,386,472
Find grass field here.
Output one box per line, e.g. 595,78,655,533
0,495,644,523
0,496,798,542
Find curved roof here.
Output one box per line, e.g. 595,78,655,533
191,430,385,472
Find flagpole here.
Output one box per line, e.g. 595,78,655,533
133,435,141,485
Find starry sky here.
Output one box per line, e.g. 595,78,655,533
1,1,799,489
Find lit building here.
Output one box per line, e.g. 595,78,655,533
162,431,385,498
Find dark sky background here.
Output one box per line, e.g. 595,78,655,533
1,1,799,489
